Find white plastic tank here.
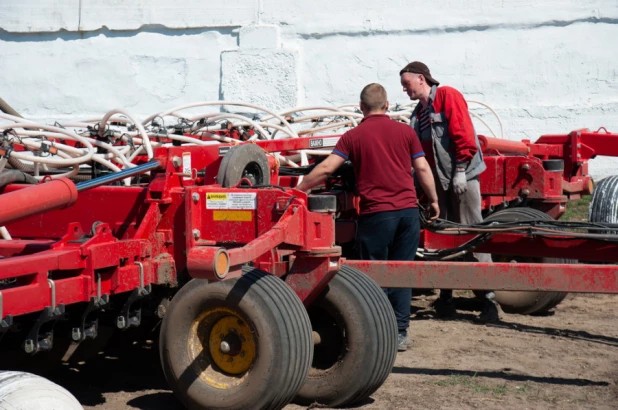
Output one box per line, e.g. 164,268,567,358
0,371,82,409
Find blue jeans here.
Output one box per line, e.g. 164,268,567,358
356,208,419,335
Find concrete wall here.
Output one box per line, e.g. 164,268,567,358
1,0,617,177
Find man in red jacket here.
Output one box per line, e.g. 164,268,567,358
297,83,439,351
399,61,500,323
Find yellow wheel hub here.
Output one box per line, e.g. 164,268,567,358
207,313,256,375
188,307,257,389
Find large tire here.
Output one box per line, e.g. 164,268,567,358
483,208,570,315
159,269,313,410
294,265,398,407
589,175,618,224
217,144,271,187
0,371,82,409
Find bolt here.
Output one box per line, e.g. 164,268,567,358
522,164,530,171
521,189,530,196
227,357,234,362
84,326,97,339
72,328,82,342
192,229,201,240
24,339,35,354
172,156,182,168
220,341,231,353
117,316,126,329
230,328,236,333
220,333,225,339
577,143,582,149
192,192,200,203
156,304,167,319
239,351,245,357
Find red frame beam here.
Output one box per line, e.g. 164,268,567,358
346,260,618,293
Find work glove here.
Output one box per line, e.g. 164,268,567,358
452,170,467,196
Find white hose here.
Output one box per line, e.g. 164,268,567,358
99,108,153,159
0,226,11,240
0,97,505,187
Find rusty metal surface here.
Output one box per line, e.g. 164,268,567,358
422,231,618,263
344,260,618,293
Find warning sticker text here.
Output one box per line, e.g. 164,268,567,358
206,192,257,210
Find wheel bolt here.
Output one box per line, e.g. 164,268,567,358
240,351,245,357
220,341,231,353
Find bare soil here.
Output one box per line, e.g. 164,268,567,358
7,291,618,410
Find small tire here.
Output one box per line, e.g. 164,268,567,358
0,371,82,409
589,175,618,225
217,144,270,187
294,265,397,407
484,207,571,314
159,269,312,410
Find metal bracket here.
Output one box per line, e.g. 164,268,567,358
71,293,109,342
116,262,151,330
0,291,13,333
23,279,66,354
71,274,110,342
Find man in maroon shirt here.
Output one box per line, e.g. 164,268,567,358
296,83,439,351
400,61,499,323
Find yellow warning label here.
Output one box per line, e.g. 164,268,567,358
213,210,253,222
207,193,228,200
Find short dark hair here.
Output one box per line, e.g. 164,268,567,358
399,61,440,86
360,83,388,112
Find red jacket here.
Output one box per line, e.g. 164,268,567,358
415,86,477,164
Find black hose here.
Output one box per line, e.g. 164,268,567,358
0,170,38,189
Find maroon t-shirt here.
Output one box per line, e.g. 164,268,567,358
333,114,425,215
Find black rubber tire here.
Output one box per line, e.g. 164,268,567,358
483,208,570,315
217,144,270,187
159,269,313,410
589,175,618,225
293,265,398,407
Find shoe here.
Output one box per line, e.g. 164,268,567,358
397,333,410,352
431,297,457,318
474,297,500,324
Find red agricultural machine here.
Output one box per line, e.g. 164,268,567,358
1,110,618,409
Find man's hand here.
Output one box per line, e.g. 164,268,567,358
452,170,467,195
295,154,346,192
427,200,440,223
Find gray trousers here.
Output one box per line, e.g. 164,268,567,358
435,174,493,299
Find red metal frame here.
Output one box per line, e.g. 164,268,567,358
1,128,618,327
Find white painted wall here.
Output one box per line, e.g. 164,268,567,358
1,0,617,177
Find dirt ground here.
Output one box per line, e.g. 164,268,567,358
11,290,616,410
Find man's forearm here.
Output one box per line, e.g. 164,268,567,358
296,163,330,192
416,167,438,203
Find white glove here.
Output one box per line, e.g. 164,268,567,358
452,170,467,195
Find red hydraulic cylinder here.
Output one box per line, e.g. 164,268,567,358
0,178,78,226
479,135,529,154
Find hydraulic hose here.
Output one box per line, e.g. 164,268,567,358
0,96,22,118
0,170,38,189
